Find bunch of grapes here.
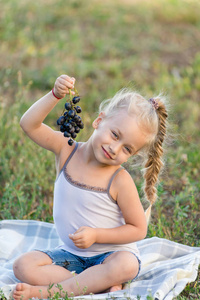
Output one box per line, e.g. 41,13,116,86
56,90,84,146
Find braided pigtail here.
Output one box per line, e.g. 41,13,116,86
98,88,168,223
143,97,168,222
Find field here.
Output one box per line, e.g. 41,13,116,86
0,0,200,298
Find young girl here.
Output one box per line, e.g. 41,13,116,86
13,74,168,300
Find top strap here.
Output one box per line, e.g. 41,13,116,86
62,142,78,170
107,167,124,193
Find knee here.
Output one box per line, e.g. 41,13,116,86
122,260,138,281
13,253,36,280
13,255,27,278
106,252,139,283
121,253,139,281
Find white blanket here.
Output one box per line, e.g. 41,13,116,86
0,220,199,300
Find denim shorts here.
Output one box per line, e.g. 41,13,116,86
39,248,141,282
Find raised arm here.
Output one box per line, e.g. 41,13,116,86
20,75,75,155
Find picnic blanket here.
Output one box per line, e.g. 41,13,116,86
0,220,199,300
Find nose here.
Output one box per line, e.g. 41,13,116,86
109,141,121,155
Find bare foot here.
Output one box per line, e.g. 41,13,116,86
13,282,48,300
109,284,123,292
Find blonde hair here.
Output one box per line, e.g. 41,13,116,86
99,89,168,220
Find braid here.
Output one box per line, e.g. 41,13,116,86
98,88,169,222
143,100,168,206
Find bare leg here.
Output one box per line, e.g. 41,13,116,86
103,251,137,293
13,251,139,300
13,251,74,285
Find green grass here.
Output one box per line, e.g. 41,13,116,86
0,0,200,299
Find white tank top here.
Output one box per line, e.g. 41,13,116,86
53,143,139,257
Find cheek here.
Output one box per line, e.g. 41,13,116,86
98,130,110,141
118,152,128,162
93,131,106,145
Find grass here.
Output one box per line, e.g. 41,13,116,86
0,0,200,299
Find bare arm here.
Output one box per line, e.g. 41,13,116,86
69,170,147,248
96,170,147,243
20,75,75,155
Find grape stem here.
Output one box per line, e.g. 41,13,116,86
61,87,79,116
69,89,72,101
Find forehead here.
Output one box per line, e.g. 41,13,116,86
105,111,138,130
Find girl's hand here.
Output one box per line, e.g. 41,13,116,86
53,74,75,99
69,226,97,249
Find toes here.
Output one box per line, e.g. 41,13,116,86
15,283,23,291
13,283,24,300
109,284,122,292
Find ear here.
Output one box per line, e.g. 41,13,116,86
92,112,105,129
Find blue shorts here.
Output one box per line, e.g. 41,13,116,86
39,248,141,282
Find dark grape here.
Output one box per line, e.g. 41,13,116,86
78,121,84,129
57,116,65,125
73,115,80,123
68,110,76,118
65,102,72,110
64,131,71,138
75,106,82,113
75,116,82,124
71,132,77,139
69,120,76,127
75,126,80,133
72,96,80,104
65,123,72,131
57,91,84,146
68,139,74,146
60,125,65,132
68,126,75,134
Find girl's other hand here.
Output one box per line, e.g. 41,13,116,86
69,226,97,249
54,74,75,99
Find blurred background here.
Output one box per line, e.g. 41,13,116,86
0,0,200,297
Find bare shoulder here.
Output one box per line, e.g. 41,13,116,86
115,168,137,190
110,168,138,201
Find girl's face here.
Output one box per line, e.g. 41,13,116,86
91,110,149,166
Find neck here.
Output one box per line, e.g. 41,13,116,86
78,138,98,165
78,138,116,170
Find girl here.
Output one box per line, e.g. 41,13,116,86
13,74,168,300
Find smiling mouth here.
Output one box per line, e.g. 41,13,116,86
102,147,113,159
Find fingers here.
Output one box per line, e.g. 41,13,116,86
69,231,82,241
69,233,75,240
54,74,76,99
68,227,96,249
74,226,85,234
59,74,74,81
59,75,75,89
60,74,75,83
68,233,84,248
69,227,86,248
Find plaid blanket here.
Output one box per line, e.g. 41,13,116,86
0,220,199,300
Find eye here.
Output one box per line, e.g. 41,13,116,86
124,146,132,154
111,131,118,139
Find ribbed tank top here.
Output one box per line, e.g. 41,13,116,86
53,143,139,257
